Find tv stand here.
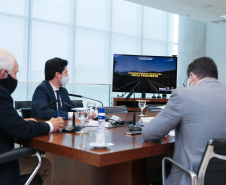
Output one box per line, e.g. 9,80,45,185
114,98,168,112
142,92,146,98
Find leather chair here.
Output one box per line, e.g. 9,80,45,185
15,101,32,118
100,105,128,114
162,139,226,185
71,100,83,108
0,147,42,185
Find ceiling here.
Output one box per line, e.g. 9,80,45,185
126,0,226,25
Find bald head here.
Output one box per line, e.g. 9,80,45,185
0,49,17,79
0,49,15,73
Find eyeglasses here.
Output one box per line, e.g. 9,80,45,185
183,74,190,87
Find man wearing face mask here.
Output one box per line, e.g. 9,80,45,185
142,57,226,185
31,57,80,120
0,49,64,184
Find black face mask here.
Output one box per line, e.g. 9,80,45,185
0,74,18,94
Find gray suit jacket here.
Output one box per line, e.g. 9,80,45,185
142,78,226,185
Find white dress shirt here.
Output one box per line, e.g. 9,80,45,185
49,82,73,119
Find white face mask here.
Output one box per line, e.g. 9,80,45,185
187,74,195,87
59,74,69,86
187,75,191,87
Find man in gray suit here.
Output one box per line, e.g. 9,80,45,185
142,57,226,185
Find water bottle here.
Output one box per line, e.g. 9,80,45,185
98,107,105,134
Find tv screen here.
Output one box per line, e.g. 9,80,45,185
112,54,177,94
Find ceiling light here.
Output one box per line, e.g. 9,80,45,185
212,20,226,24
220,15,226,19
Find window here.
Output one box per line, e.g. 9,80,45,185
0,0,178,105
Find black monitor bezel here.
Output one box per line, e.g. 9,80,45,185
112,54,178,94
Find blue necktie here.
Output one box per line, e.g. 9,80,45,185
55,90,62,111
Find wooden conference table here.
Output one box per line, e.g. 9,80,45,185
17,112,174,185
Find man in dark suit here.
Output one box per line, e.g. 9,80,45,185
31,58,81,120
0,49,64,184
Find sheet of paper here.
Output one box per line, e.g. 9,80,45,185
139,117,155,123
87,120,112,128
168,130,175,136
138,117,155,126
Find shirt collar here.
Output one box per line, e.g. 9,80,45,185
49,81,59,91
197,77,210,85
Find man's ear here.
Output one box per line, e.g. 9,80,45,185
190,72,196,81
0,69,8,79
55,72,61,78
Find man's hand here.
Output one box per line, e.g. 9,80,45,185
24,118,37,122
91,112,96,119
49,117,64,132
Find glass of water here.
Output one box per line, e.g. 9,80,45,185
87,102,96,121
75,108,90,134
138,100,147,116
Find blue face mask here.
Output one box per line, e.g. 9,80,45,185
59,74,69,86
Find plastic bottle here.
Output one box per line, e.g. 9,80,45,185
98,107,105,134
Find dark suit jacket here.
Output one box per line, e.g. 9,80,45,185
0,85,50,185
31,81,79,119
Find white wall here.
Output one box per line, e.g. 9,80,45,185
206,23,226,85
177,16,206,88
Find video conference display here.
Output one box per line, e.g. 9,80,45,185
112,54,177,94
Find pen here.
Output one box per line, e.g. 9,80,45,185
58,112,60,117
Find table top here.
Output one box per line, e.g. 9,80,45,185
16,112,174,167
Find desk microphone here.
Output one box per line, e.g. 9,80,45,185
41,100,81,132
41,99,76,110
68,93,103,107
125,89,142,132
62,112,81,133
41,99,58,111
126,89,134,100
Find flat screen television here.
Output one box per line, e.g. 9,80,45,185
112,54,177,95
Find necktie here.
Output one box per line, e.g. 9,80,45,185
55,90,62,111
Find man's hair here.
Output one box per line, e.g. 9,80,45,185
187,57,218,79
45,57,68,81
0,49,15,73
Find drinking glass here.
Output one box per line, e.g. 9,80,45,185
87,102,96,121
75,108,90,134
138,100,147,116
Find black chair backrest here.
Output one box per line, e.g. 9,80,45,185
71,100,83,107
15,101,32,109
147,104,166,111
101,105,128,114
15,101,32,118
197,139,226,185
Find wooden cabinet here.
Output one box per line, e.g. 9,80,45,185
113,98,168,112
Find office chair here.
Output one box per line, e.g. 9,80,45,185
71,100,83,107
162,138,226,185
15,101,32,118
100,105,128,114
0,147,42,185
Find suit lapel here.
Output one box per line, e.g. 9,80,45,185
44,81,58,110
